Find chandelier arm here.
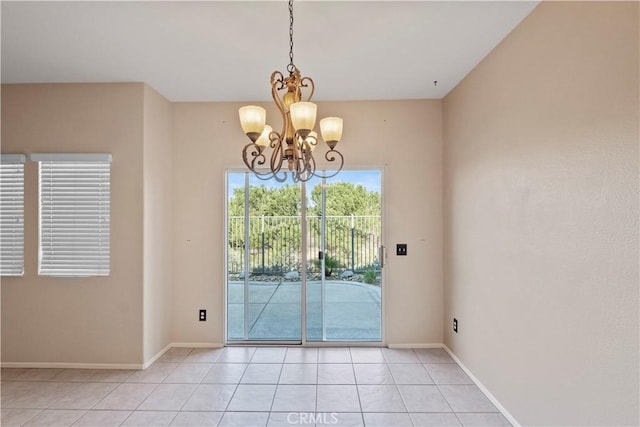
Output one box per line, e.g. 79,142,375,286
249,168,287,183
271,71,286,93
300,138,312,162
250,154,270,173
270,138,285,174
307,150,317,178
294,139,314,182
300,76,315,101
243,141,287,182
251,170,276,180
304,134,318,149
271,75,289,140
324,148,344,165
268,130,280,149
242,143,266,170
273,171,289,183
297,152,316,182
291,132,302,169
293,155,304,176
312,149,344,179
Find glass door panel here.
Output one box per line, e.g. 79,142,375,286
306,171,383,342
227,172,302,341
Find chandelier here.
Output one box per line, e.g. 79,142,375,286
238,0,344,183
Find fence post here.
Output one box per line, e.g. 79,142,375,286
351,214,355,272
261,214,265,274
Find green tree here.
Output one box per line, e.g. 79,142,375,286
310,182,380,217
309,182,381,272
228,184,303,274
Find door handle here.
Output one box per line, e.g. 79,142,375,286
379,246,385,268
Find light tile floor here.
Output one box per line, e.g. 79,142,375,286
1,347,512,427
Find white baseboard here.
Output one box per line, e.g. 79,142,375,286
1,361,143,369
443,345,520,427
171,342,224,348
0,343,222,370
143,343,172,369
388,343,445,349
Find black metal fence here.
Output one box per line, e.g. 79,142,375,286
228,215,381,275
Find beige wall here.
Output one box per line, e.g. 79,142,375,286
171,100,443,345
443,2,639,426
142,85,173,362
1,84,145,364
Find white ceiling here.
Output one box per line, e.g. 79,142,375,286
1,1,539,102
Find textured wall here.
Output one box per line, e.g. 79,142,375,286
443,2,639,425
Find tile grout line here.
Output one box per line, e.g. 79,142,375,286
389,349,414,426
313,359,319,415
12,408,45,427
349,350,367,424
118,375,163,425
267,353,285,416
171,347,210,426
435,381,463,426
220,347,250,417
117,347,192,426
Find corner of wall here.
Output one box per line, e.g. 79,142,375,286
142,85,174,362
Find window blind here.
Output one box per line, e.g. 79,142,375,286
34,154,111,277
0,154,26,276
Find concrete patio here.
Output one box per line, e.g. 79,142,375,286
227,280,381,341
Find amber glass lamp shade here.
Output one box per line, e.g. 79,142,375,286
239,106,266,141
254,125,272,149
320,117,343,148
290,102,317,138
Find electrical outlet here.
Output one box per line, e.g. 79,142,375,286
199,309,207,322
453,318,458,333
396,244,407,256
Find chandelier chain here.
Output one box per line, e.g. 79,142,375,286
287,0,295,73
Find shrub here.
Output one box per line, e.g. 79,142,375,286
314,255,341,277
363,269,377,284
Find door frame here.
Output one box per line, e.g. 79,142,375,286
223,167,387,346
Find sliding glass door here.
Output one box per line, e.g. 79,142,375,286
226,170,382,343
